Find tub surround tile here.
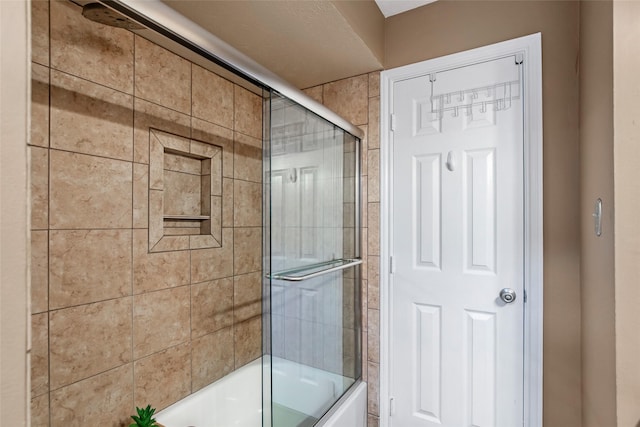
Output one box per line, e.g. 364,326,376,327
49,230,132,309
31,0,49,66
234,133,262,183
362,284,369,333
31,231,49,314
31,393,49,427
234,315,261,368
367,361,380,416
29,146,48,230
210,196,223,245
323,75,368,126
49,150,132,229
233,272,262,323
222,178,234,227
149,133,165,191
192,117,234,178
368,72,381,99
164,170,202,216
368,202,380,256
191,278,233,338
234,180,262,227
133,286,190,359
191,228,234,283
153,128,191,153
151,235,190,253
302,85,323,104
367,256,380,310
134,343,191,411
135,36,191,114
50,70,134,161
133,163,149,229
31,313,49,397
210,152,223,197
367,149,380,202
234,129,261,149
50,364,133,427
359,125,368,177
133,229,189,294
233,228,261,275
368,96,380,149
148,189,164,249
367,309,380,363
133,98,191,164
192,65,234,129
344,227,356,259
361,228,368,281
344,149,357,179
234,86,262,139
164,151,201,174
342,277,356,327
31,7,270,421
191,234,220,250
50,0,134,94
361,331,368,382
49,298,132,389
31,63,50,148
192,327,234,392
361,180,368,228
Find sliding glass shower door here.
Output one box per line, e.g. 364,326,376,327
263,93,362,426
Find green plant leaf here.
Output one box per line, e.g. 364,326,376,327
131,405,159,427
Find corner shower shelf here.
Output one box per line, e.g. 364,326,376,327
269,258,363,282
163,215,210,221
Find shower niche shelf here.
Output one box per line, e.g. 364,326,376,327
148,129,223,253
163,215,211,220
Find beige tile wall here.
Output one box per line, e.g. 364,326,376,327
29,1,263,425
303,71,381,427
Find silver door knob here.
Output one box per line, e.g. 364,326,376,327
499,288,516,304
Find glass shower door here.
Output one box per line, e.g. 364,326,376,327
263,93,361,426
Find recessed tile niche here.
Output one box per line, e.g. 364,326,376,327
149,129,222,252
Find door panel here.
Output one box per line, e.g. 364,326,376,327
415,154,442,269
415,303,442,423
463,148,496,274
390,55,524,427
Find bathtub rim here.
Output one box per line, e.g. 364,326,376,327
313,379,367,427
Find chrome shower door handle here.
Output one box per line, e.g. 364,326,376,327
499,288,516,304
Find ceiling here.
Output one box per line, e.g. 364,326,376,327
162,0,387,89
374,0,437,18
158,0,441,89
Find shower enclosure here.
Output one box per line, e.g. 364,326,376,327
263,93,362,426
29,0,363,426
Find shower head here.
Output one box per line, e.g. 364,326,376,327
81,3,145,30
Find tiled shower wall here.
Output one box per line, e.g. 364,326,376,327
303,73,381,427
29,0,263,425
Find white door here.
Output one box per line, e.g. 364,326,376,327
390,55,524,427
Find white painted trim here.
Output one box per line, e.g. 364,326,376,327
379,33,543,427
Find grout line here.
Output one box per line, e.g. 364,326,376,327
47,146,134,165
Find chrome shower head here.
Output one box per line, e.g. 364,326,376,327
81,3,145,30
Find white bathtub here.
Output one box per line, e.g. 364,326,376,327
156,356,366,427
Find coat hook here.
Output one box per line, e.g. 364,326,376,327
446,151,456,171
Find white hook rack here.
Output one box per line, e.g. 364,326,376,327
429,75,521,122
